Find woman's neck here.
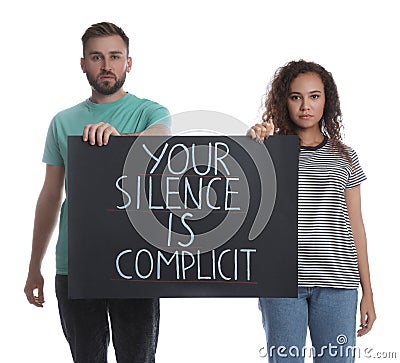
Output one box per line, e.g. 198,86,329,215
297,129,325,147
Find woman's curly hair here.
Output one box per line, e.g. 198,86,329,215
262,60,350,161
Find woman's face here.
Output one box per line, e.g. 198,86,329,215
287,72,325,132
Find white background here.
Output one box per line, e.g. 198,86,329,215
1,0,399,362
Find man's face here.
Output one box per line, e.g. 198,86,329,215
81,35,132,95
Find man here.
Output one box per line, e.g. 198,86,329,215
24,22,170,363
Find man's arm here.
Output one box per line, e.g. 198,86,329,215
83,122,171,146
123,124,171,136
24,165,65,307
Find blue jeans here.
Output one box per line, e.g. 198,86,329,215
259,287,358,363
55,275,160,363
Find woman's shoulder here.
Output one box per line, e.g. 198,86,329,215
325,138,358,155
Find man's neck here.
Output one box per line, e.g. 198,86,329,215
90,89,127,104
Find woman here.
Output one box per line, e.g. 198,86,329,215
248,60,376,362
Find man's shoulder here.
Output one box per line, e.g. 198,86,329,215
55,100,88,117
125,93,168,112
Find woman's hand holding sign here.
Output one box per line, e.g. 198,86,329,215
247,120,275,143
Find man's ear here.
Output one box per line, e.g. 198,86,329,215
127,57,133,73
80,58,86,73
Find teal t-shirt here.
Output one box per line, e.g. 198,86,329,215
42,93,170,274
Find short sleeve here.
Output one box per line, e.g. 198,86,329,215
42,117,64,166
346,148,366,189
145,104,171,129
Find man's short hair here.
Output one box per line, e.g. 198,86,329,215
81,22,130,56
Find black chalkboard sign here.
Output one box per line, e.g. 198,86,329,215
68,135,298,298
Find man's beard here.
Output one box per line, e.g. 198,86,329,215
86,71,126,96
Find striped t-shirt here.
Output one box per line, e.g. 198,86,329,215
298,137,366,289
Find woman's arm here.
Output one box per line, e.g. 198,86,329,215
345,185,376,336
